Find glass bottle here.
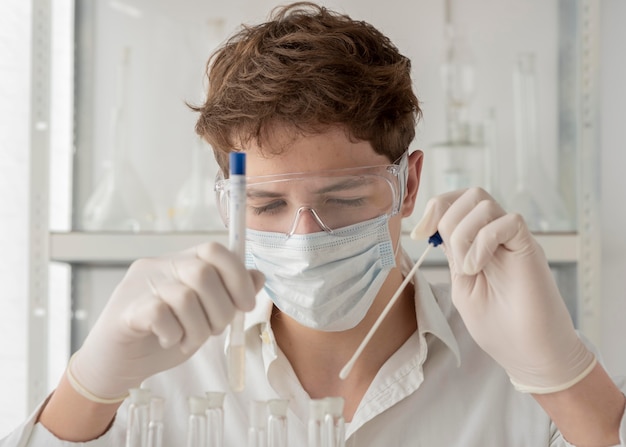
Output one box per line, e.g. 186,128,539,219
506,52,573,232
205,391,226,447
186,396,208,447
248,400,267,447
323,397,345,447
147,397,164,447
267,399,288,447
126,388,151,447
307,399,326,447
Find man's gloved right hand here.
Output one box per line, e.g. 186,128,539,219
67,242,265,402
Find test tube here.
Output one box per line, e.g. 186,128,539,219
248,400,267,447
267,399,289,447
307,399,326,447
147,397,164,447
186,396,209,447
324,397,345,447
227,152,247,392
205,391,226,447
126,388,151,447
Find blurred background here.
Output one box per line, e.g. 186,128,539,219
1,0,624,435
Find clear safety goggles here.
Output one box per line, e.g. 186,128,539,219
214,152,408,237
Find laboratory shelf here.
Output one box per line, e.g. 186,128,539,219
49,231,579,266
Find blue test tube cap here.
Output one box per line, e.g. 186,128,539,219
229,152,246,176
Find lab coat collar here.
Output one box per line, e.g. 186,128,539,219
400,249,461,366
229,247,461,367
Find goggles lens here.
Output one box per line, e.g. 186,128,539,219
215,152,408,236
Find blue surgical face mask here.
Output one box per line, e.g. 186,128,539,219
245,215,397,331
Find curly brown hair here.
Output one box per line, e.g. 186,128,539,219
193,2,421,172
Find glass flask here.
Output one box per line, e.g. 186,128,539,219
81,47,156,232
205,391,226,447
126,388,151,447
440,22,476,144
147,397,164,447
267,399,289,447
173,138,223,231
186,396,208,447
323,397,345,447
307,399,326,447
428,11,487,199
248,400,267,447
505,52,573,232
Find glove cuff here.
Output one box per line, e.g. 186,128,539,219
510,355,598,395
66,353,129,404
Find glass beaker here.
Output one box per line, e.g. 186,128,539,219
505,52,573,232
427,139,486,195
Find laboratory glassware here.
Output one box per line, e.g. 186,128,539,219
126,387,151,447
186,396,209,447
307,399,326,447
505,52,573,232
205,391,226,447
428,2,487,198
323,397,345,447
81,46,156,232
227,152,247,392
441,22,476,144
147,397,164,447
267,399,289,447
173,138,222,231
482,108,503,202
248,400,267,447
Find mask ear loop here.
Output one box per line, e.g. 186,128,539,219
339,232,443,380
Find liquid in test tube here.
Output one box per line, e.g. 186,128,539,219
228,152,247,392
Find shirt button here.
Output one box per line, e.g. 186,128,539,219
261,330,271,344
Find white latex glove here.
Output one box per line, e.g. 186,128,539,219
411,188,596,394
68,242,265,403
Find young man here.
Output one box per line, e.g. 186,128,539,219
3,2,625,446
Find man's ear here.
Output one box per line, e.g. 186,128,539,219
401,150,423,218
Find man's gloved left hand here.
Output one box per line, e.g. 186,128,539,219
411,188,596,394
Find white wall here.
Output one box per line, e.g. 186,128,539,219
599,0,626,377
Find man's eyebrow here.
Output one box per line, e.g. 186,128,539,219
315,177,371,194
245,176,373,199
247,189,284,199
